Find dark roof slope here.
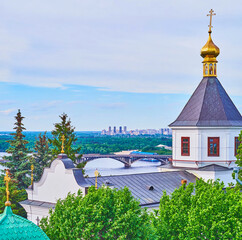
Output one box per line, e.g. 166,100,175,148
199,164,231,171
169,77,242,127
85,171,197,206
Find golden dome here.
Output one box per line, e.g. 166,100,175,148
200,32,220,60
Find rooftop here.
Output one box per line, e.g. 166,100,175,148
169,77,242,127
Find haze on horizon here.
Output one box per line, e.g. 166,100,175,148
0,1,242,131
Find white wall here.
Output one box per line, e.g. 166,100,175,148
26,159,85,203
171,127,241,168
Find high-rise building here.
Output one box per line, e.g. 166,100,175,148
119,126,122,134
113,126,116,134
108,126,111,134
124,126,127,133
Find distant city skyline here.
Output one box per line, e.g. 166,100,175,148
0,1,242,131
101,126,172,136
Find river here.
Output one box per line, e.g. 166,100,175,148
0,153,161,176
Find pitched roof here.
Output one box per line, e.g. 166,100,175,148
85,171,197,206
198,164,231,171
169,77,242,127
0,206,49,240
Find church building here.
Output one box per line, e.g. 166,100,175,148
169,9,242,183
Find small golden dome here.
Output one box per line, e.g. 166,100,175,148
200,33,220,59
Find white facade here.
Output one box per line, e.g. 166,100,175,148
171,126,241,168
21,155,88,224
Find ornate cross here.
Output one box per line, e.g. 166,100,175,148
4,170,11,206
207,9,216,32
61,135,65,154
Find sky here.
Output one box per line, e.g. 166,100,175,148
0,0,242,131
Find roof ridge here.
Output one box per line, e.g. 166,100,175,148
87,170,189,179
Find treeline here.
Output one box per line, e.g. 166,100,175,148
0,133,172,155
41,180,242,239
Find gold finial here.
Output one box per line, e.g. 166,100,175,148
31,164,34,187
207,9,216,33
61,135,65,154
201,9,220,77
94,169,99,190
4,170,11,206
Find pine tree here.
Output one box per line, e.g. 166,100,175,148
1,110,30,189
33,132,51,181
49,113,81,163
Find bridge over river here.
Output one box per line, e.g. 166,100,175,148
79,154,172,168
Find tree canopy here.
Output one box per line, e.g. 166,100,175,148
152,179,242,240
235,130,242,187
40,186,155,240
33,132,51,181
1,110,30,189
49,113,81,163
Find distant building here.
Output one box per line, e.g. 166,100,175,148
119,126,122,134
113,126,116,134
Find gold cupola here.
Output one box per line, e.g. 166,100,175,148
201,9,220,77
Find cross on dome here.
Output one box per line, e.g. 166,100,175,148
61,135,65,154
207,9,216,33
4,170,11,206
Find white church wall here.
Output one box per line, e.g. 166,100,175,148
199,127,240,164
172,128,199,168
27,159,85,203
171,127,241,168
187,169,235,187
23,205,51,225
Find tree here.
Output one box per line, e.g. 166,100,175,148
0,172,27,218
33,132,51,181
49,113,81,163
40,186,155,240
152,179,242,240
235,130,242,187
1,110,30,189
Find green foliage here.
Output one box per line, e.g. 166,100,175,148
33,132,51,181
235,130,242,187
40,186,155,240
49,113,81,163
152,179,242,240
0,132,172,155
142,146,171,155
1,110,30,189
0,174,27,218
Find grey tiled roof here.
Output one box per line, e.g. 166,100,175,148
85,171,197,206
20,200,56,209
169,77,242,127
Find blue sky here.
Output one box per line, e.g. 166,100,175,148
0,1,242,130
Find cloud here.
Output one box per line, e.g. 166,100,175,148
0,1,242,96
0,108,16,115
